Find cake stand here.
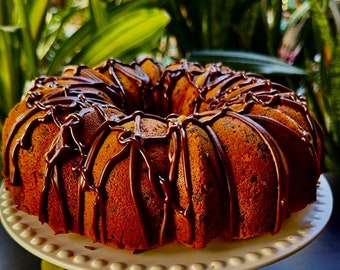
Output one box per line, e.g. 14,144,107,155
0,175,333,270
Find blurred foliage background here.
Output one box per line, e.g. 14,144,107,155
1,0,340,172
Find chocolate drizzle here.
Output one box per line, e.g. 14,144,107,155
2,58,323,250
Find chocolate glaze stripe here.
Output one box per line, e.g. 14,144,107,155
212,78,322,172
95,59,153,113
250,89,322,172
280,98,322,169
157,68,188,115
160,124,180,244
76,108,169,246
81,114,128,241
3,106,40,181
127,113,160,247
202,72,251,101
77,110,161,247
223,109,286,234
93,142,130,243
33,76,122,106
70,66,128,111
39,113,85,231
178,117,195,243
129,142,149,247
248,112,319,201
3,90,103,183
4,75,120,229
199,113,237,237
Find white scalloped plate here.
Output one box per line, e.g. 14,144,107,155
0,175,333,270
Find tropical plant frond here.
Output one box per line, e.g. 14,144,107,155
0,26,23,118
70,8,170,66
26,0,50,45
188,50,306,75
89,0,108,28
327,35,340,148
309,0,334,66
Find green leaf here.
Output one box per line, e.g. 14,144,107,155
48,5,169,74
41,4,89,73
260,0,282,55
164,0,194,55
13,0,38,78
188,50,306,75
71,8,170,66
89,0,108,28
325,35,340,170
309,0,334,65
26,0,50,45
0,0,14,25
283,1,310,30
206,0,238,49
106,0,168,15
0,26,23,117
46,21,93,75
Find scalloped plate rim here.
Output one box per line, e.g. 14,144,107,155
0,175,333,270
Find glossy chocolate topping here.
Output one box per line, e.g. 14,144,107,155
3,58,322,249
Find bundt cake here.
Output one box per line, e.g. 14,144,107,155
1,58,324,251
